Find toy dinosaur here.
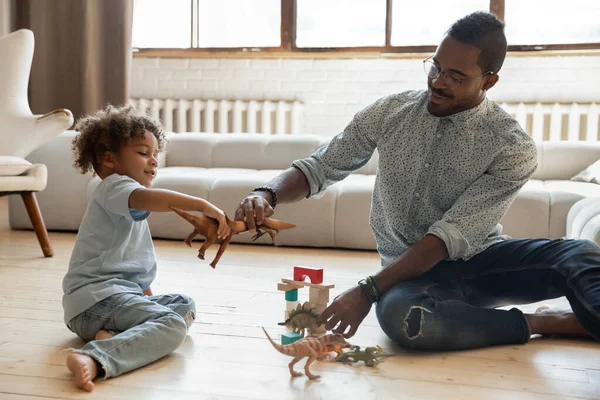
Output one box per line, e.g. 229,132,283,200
169,206,296,268
278,301,321,337
262,327,352,380
318,342,349,361
335,345,386,367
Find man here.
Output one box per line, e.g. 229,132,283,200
235,12,600,350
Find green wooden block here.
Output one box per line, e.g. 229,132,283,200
281,332,303,345
284,289,298,301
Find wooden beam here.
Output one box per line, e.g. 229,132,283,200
281,0,296,50
490,0,505,21
281,278,334,290
385,0,392,47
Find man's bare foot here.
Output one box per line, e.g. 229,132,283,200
525,305,592,338
66,353,98,392
95,330,115,341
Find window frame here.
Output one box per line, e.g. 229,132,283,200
132,0,600,57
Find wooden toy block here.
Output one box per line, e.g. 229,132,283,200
281,278,334,290
314,303,327,315
285,300,299,311
284,289,298,301
309,287,330,305
314,325,326,334
281,332,303,345
293,266,324,284
277,282,302,292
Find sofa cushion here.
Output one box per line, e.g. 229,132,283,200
334,175,377,249
166,133,324,170
0,156,31,176
499,180,550,239
533,142,600,180
570,159,600,184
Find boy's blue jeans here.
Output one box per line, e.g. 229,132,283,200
68,292,196,378
376,238,600,350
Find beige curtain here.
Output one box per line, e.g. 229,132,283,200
15,0,133,120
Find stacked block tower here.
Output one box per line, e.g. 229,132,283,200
277,266,334,343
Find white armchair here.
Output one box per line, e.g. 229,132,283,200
0,29,73,257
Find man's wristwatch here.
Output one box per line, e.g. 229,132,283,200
358,276,382,303
252,186,278,209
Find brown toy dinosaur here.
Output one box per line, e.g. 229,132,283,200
170,206,296,268
262,327,352,380
278,301,321,337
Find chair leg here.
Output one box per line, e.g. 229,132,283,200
20,192,53,257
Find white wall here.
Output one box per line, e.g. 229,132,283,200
131,55,600,136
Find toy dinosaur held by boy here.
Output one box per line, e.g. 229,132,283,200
170,206,296,268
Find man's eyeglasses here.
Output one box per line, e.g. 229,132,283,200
423,57,494,89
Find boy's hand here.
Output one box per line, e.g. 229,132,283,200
204,206,231,239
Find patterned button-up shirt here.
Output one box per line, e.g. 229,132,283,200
292,90,538,267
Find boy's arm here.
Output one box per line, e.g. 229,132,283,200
129,187,231,238
129,187,217,214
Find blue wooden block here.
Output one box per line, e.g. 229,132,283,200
285,289,298,301
281,332,303,345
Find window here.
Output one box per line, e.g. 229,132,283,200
132,0,600,54
296,0,386,47
504,0,600,47
197,0,281,48
391,0,489,46
132,0,191,48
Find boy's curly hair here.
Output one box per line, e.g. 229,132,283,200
72,104,166,175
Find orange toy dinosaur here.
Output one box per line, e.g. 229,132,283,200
170,207,296,268
262,327,352,380
318,342,349,361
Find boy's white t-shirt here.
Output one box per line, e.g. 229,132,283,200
62,173,157,325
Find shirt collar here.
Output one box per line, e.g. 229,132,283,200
445,96,490,131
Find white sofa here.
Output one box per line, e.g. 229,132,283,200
9,131,600,249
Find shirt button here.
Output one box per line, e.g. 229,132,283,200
415,192,420,198
437,134,442,138
425,163,430,168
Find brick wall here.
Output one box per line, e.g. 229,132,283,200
131,55,600,136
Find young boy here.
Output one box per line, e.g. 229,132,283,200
63,104,231,391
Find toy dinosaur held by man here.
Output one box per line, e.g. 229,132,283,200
170,206,296,268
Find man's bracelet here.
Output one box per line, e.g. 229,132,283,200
358,275,382,303
252,186,278,209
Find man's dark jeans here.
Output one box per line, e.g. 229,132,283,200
376,238,600,350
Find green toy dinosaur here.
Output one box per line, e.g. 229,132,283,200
278,301,321,337
335,345,386,367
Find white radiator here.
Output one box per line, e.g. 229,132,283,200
500,102,599,142
129,98,303,134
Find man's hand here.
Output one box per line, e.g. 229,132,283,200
316,285,372,339
234,192,274,232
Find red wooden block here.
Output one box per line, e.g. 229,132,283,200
293,266,323,284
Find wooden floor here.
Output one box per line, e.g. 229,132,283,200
0,198,599,399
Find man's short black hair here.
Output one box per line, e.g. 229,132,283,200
447,11,507,74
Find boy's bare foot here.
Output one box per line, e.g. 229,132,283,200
95,330,115,341
66,353,98,392
525,305,592,338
